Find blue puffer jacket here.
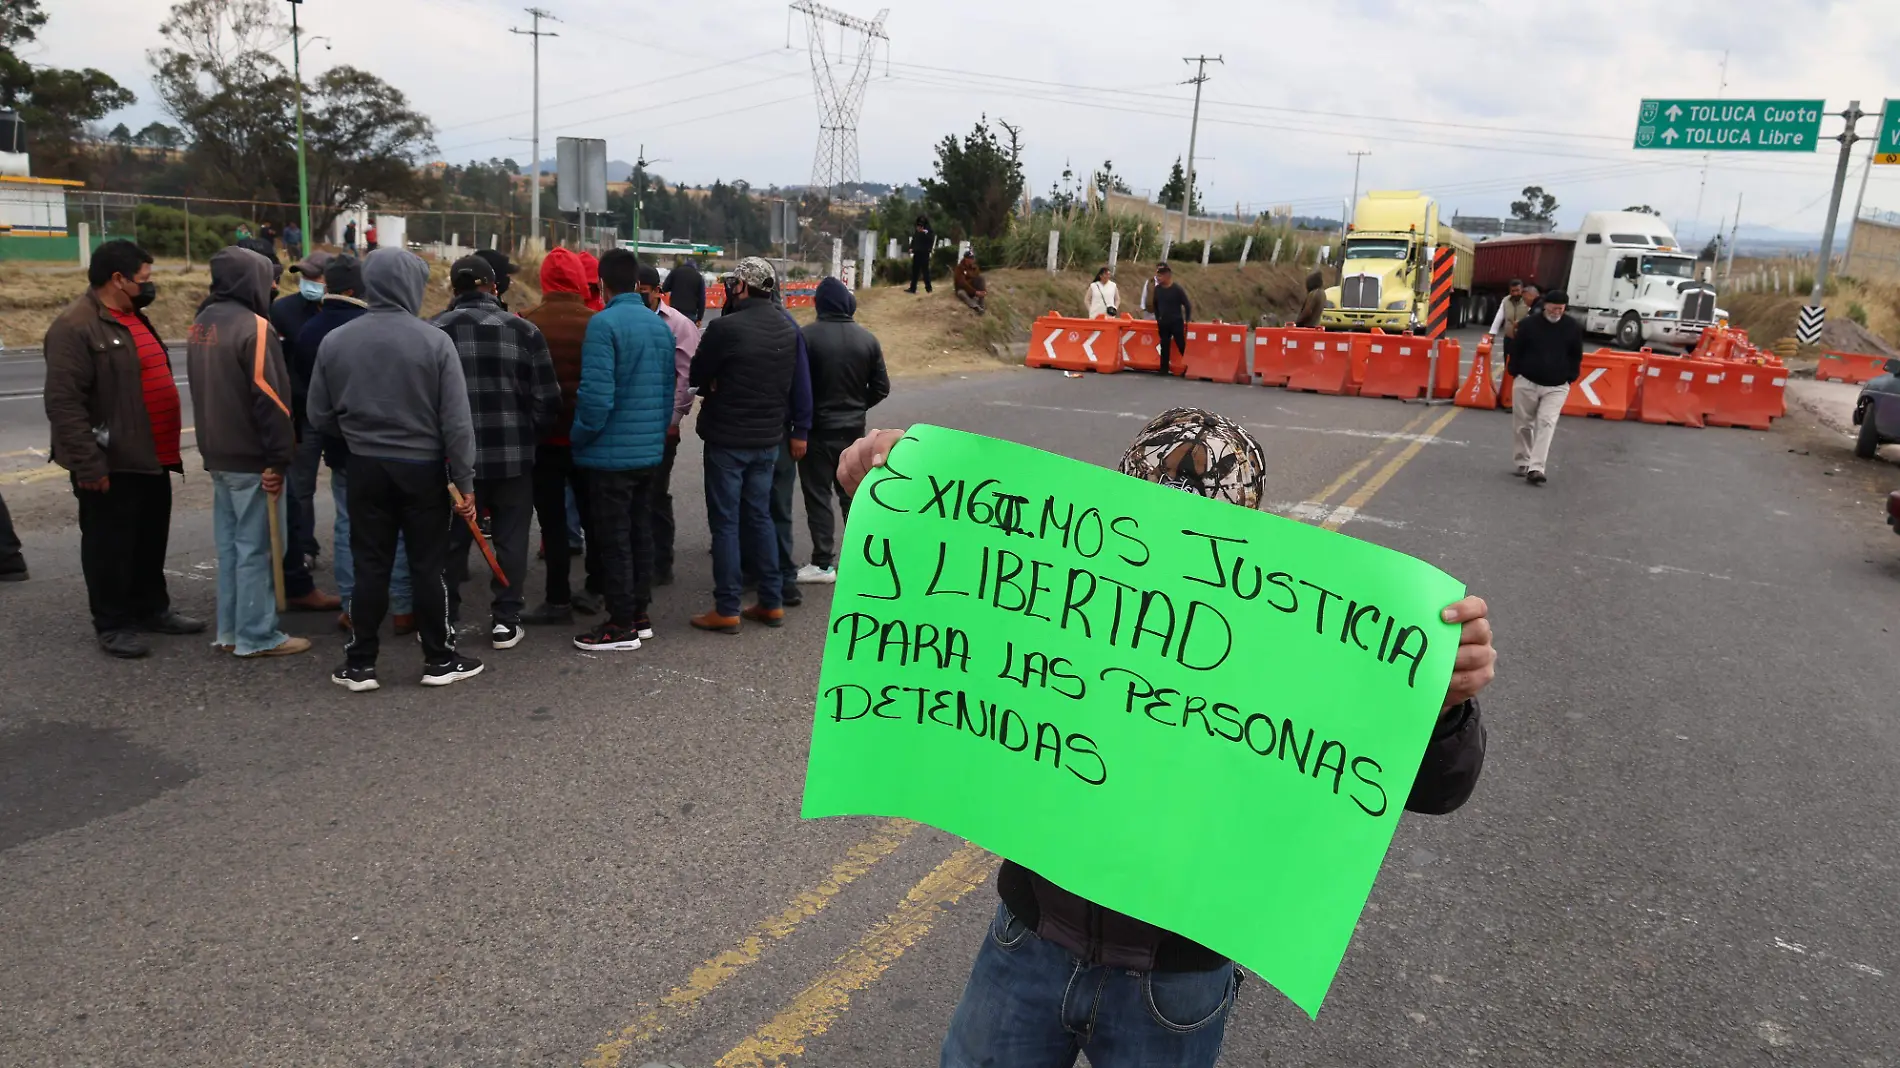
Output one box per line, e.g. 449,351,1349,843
571,293,675,470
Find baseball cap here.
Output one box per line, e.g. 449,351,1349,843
289,250,334,277
450,254,497,291
1156,262,1172,274
1118,407,1267,510
727,256,777,292
323,256,363,294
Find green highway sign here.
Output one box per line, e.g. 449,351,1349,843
1633,98,1825,152
1876,100,1900,166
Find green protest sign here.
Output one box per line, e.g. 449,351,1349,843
800,425,1465,1015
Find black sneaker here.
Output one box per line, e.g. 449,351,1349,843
633,615,655,640
490,621,525,649
782,590,804,608
421,654,486,687
1526,470,1548,486
332,663,380,692
573,621,642,652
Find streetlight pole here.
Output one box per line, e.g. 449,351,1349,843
1178,54,1221,244
288,0,311,252
1347,150,1370,228
512,8,559,253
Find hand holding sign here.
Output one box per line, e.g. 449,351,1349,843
805,424,1481,1015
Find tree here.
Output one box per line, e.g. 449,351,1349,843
918,114,1025,240
1623,204,1660,215
1046,160,1080,214
1157,156,1200,215
0,0,136,179
1092,159,1131,197
1699,235,1722,261
1510,185,1558,223
135,121,185,149
301,65,433,227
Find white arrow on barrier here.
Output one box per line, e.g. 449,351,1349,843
1083,330,1102,364
1043,330,1061,364
1577,366,1606,407
1120,329,1133,365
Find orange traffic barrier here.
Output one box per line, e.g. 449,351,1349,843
1281,330,1356,395
1357,333,1436,399
1560,350,1642,420
1252,326,1293,386
1027,314,1124,374
1638,355,1726,428
1183,322,1251,384
1455,336,1498,410
1816,351,1890,384
1702,364,1787,430
1117,317,1177,374
1432,338,1462,398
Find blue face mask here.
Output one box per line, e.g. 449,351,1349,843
299,280,325,302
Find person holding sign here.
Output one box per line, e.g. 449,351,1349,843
829,410,1496,1068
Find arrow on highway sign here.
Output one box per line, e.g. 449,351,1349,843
1633,98,1824,152
1665,103,1683,121
1577,367,1606,408
1661,129,1679,144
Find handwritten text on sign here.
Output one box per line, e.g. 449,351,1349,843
800,426,1464,1015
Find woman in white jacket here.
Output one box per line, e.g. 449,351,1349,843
1084,267,1120,319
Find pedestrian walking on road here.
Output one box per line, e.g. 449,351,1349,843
274,250,345,613
0,490,26,582
298,256,416,634
1507,288,1583,486
186,246,311,659
308,247,484,691
795,277,887,585
661,256,707,324
473,249,519,310
43,239,206,658
568,249,676,652
1084,266,1119,320
689,257,806,632
1150,263,1191,375
433,255,560,650
519,248,603,624
635,262,701,587
905,215,935,294
829,411,1496,1068
955,250,987,314
1296,269,1326,329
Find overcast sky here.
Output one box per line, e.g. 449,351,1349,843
28,0,1900,241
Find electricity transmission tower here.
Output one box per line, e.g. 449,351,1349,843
790,1,888,199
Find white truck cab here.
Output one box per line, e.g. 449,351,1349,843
1565,211,1717,350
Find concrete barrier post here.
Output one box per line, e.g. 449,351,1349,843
1271,238,1282,263
1108,231,1121,271
1239,235,1253,266
76,222,90,266
1047,230,1060,273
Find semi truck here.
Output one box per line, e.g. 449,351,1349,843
1471,210,1719,350
1321,190,1475,332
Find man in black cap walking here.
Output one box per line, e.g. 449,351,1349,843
1150,263,1191,376
1506,288,1583,485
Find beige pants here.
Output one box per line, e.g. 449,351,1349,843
1512,380,1570,473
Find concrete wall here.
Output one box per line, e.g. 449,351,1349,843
1845,214,1900,282
1101,191,1256,242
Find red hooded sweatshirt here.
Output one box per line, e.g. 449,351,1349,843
579,251,605,312
519,248,596,444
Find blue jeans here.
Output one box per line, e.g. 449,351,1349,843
941,905,1237,1068
704,445,781,615
211,472,290,655
332,467,412,615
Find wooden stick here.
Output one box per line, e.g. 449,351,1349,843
266,485,287,612
447,483,508,587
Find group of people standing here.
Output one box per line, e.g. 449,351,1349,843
1082,262,1193,376
39,237,889,689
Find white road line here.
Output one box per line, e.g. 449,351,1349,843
989,401,1468,445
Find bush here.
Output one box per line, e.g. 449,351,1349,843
132,204,251,260
1849,301,1868,326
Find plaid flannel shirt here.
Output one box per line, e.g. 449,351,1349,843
433,292,560,481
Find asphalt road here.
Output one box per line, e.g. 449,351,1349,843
4,353,1899,1068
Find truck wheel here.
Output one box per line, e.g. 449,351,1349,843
1857,408,1881,459
1615,312,1643,350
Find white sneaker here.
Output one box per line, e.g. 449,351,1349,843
796,564,838,584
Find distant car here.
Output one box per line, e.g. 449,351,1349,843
1853,358,1900,459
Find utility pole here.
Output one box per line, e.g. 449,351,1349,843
1689,49,1728,245
1844,108,1882,268
287,0,310,254
1346,150,1371,221
1179,54,1222,243
1723,192,1741,285
512,7,559,253
1803,100,1865,343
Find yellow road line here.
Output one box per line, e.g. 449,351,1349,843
713,844,999,1068
583,819,918,1068
1321,408,1462,531
1300,408,1434,509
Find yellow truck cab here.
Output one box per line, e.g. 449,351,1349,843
1322,191,1474,332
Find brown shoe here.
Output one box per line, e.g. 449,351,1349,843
392,614,417,636
237,636,312,658
690,610,742,634
336,611,352,632
286,589,343,612
741,605,785,628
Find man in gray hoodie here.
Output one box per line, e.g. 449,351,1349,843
308,247,484,692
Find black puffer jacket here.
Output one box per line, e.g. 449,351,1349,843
998,696,1487,972
690,295,799,449
800,279,889,433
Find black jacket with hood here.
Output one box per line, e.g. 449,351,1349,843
799,278,889,434
999,696,1487,972
690,294,801,450
185,246,295,474
660,260,706,322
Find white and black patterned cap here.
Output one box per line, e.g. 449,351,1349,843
725,256,778,292
1117,407,1267,509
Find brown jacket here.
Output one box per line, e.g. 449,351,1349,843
1295,270,1326,329
43,290,175,481
519,291,593,443
954,258,983,296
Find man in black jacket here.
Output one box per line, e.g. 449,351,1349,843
271,250,343,613
660,257,706,324
793,277,888,584
905,215,935,294
1506,288,1583,486
832,409,1496,1068
1150,262,1191,375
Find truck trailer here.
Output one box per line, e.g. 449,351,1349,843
1471,210,1718,350
1321,190,1475,333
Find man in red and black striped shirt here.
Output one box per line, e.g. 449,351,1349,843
43,240,206,658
